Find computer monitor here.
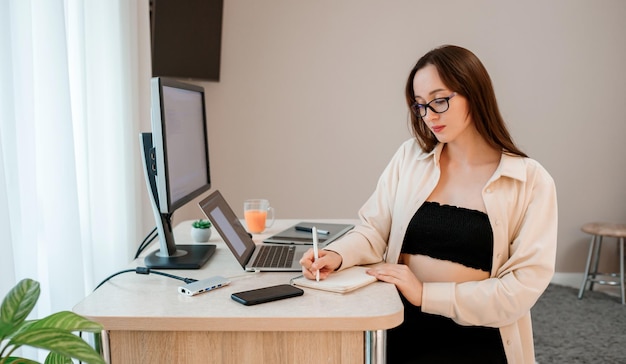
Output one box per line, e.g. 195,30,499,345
139,77,215,269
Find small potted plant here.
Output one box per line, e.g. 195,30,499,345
191,219,212,242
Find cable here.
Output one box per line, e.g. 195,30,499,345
93,269,136,291
93,266,198,291
135,227,158,258
148,269,198,284
134,227,158,259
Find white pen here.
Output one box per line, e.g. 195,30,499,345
312,226,320,282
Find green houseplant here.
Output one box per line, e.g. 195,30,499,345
0,278,105,364
191,219,212,229
191,219,212,243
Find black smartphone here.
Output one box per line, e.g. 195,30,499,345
231,284,304,306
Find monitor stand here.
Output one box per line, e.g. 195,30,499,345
140,132,216,269
144,244,216,269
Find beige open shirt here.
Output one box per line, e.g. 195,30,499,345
327,139,558,364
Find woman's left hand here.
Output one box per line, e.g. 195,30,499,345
366,264,423,306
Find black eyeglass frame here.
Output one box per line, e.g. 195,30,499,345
411,92,457,118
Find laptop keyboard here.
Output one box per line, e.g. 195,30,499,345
252,245,296,268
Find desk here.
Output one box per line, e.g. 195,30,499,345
73,220,403,364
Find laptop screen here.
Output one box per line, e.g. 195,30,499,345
210,206,246,256
199,190,255,268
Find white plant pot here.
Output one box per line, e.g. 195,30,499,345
191,227,211,243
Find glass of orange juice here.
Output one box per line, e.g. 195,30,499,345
243,199,275,234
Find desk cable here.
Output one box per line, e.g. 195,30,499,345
93,267,261,292
93,266,198,291
134,227,158,259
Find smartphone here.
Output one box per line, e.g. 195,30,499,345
231,284,304,306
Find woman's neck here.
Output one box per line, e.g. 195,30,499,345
442,131,500,167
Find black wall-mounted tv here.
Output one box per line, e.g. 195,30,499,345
150,0,223,81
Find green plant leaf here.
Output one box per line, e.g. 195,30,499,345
10,329,104,364
192,219,211,228
0,279,40,341
44,352,73,364
30,312,102,333
3,357,40,363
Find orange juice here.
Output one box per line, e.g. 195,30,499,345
244,209,267,233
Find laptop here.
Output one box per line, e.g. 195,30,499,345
198,190,309,272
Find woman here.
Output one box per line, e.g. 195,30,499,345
300,45,557,363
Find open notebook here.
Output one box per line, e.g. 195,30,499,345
290,266,378,294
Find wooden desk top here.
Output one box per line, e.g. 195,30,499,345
73,219,403,332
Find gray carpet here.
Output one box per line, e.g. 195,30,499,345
532,284,626,363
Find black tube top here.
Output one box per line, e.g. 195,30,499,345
401,201,494,272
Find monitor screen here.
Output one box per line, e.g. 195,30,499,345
139,77,215,269
151,78,211,213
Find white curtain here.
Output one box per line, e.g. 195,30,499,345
0,0,149,324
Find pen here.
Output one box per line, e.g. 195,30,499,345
312,226,320,282
295,225,330,235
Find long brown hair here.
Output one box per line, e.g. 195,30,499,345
405,45,527,157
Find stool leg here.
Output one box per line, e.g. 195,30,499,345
619,237,626,305
578,235,597,299
589,235,603,291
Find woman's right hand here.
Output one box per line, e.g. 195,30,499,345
299,249,343,280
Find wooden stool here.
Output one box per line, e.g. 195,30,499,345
577,222,626,304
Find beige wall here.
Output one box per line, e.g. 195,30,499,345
143,0,626,273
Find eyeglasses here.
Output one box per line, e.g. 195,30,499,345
410,93,457,118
